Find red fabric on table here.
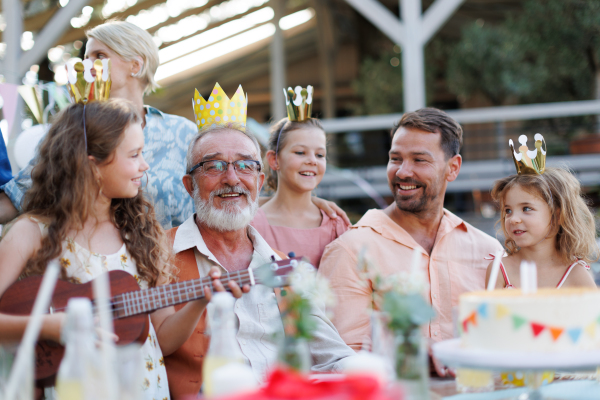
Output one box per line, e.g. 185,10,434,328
182,369,403,400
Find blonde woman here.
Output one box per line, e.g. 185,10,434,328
0,21,196,228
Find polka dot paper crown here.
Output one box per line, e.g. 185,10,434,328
66,59,111,104
192,83,247,130
509,134,547,175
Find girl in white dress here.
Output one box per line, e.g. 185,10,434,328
0,100,212,400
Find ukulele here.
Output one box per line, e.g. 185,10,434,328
0,256,304,386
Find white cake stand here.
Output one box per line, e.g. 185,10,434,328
432,338,600,400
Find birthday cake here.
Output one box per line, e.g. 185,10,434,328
459,289,600,352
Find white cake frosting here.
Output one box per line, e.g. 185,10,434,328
459,289,600,352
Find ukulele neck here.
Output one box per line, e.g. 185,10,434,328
113,269,257,318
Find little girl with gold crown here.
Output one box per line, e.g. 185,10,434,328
485,134,598,290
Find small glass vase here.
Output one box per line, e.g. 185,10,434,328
277,337,310,373
394,329,429,400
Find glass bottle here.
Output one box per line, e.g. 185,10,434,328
55,298,98,400
202,292,246,398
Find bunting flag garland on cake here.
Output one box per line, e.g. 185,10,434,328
463,311,477,332
463,302,600,344
530,323,545,337
567,328,582,343
548,327,564,341
585,322,596,339
477,303,488,318
495,304,510,319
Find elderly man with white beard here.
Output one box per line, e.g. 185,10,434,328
157,125,355,399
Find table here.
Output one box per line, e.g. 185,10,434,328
430,378,459,399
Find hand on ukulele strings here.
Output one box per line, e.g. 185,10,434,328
205,266,251,301
91,316,119,347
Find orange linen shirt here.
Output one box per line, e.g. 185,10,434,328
318,209,503,350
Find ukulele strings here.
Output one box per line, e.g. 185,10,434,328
111,270,256,317
47,269,256,315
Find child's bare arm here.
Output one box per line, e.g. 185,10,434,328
0,217,64,343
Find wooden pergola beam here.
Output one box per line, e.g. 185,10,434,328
156,3,270,50
54,0,167,45
148,0,228,36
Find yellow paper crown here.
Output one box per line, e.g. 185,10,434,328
509,134,547,175
192,83,247,130
284,85,313,122
66,59,111,104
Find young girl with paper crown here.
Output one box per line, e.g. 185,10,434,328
0,66,223,400
251,86,349,268
485,134,598,290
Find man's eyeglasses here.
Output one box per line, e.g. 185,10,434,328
187,160,262,176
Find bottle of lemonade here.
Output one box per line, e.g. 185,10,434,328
55,298,99,400
202,292,246,397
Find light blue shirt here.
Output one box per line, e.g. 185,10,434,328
0,106,197,229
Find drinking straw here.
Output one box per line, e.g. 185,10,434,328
93,272,117,399
486,250,504,291
5,261,60,400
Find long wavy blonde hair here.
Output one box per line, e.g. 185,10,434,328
491,167,599,265
21,100,172,287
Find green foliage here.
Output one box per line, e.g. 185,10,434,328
281,294,317,340
448,0,600,105
382,292,435,333
447,24,531,105
353,51,403,115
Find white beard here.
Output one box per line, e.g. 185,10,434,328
194,184,259,232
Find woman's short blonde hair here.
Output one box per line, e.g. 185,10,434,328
87,21,159,95
491,167,599,265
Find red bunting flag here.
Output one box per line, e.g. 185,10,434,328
531,322,546,337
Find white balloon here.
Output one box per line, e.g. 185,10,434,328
14,124,48,169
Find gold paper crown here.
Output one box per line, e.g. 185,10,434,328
284,85,313,122
509,134,547,175
192,83,247,130
66,59,111,104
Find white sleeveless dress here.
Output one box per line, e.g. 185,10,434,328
37,223,170,400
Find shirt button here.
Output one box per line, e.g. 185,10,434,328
240,339,247,345
236,303,240,308
434,331,439,336
433,294,438,299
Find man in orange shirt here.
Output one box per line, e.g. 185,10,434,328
318,108,503,376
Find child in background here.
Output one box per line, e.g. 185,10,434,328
485,166,598,289
251,86,348,268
